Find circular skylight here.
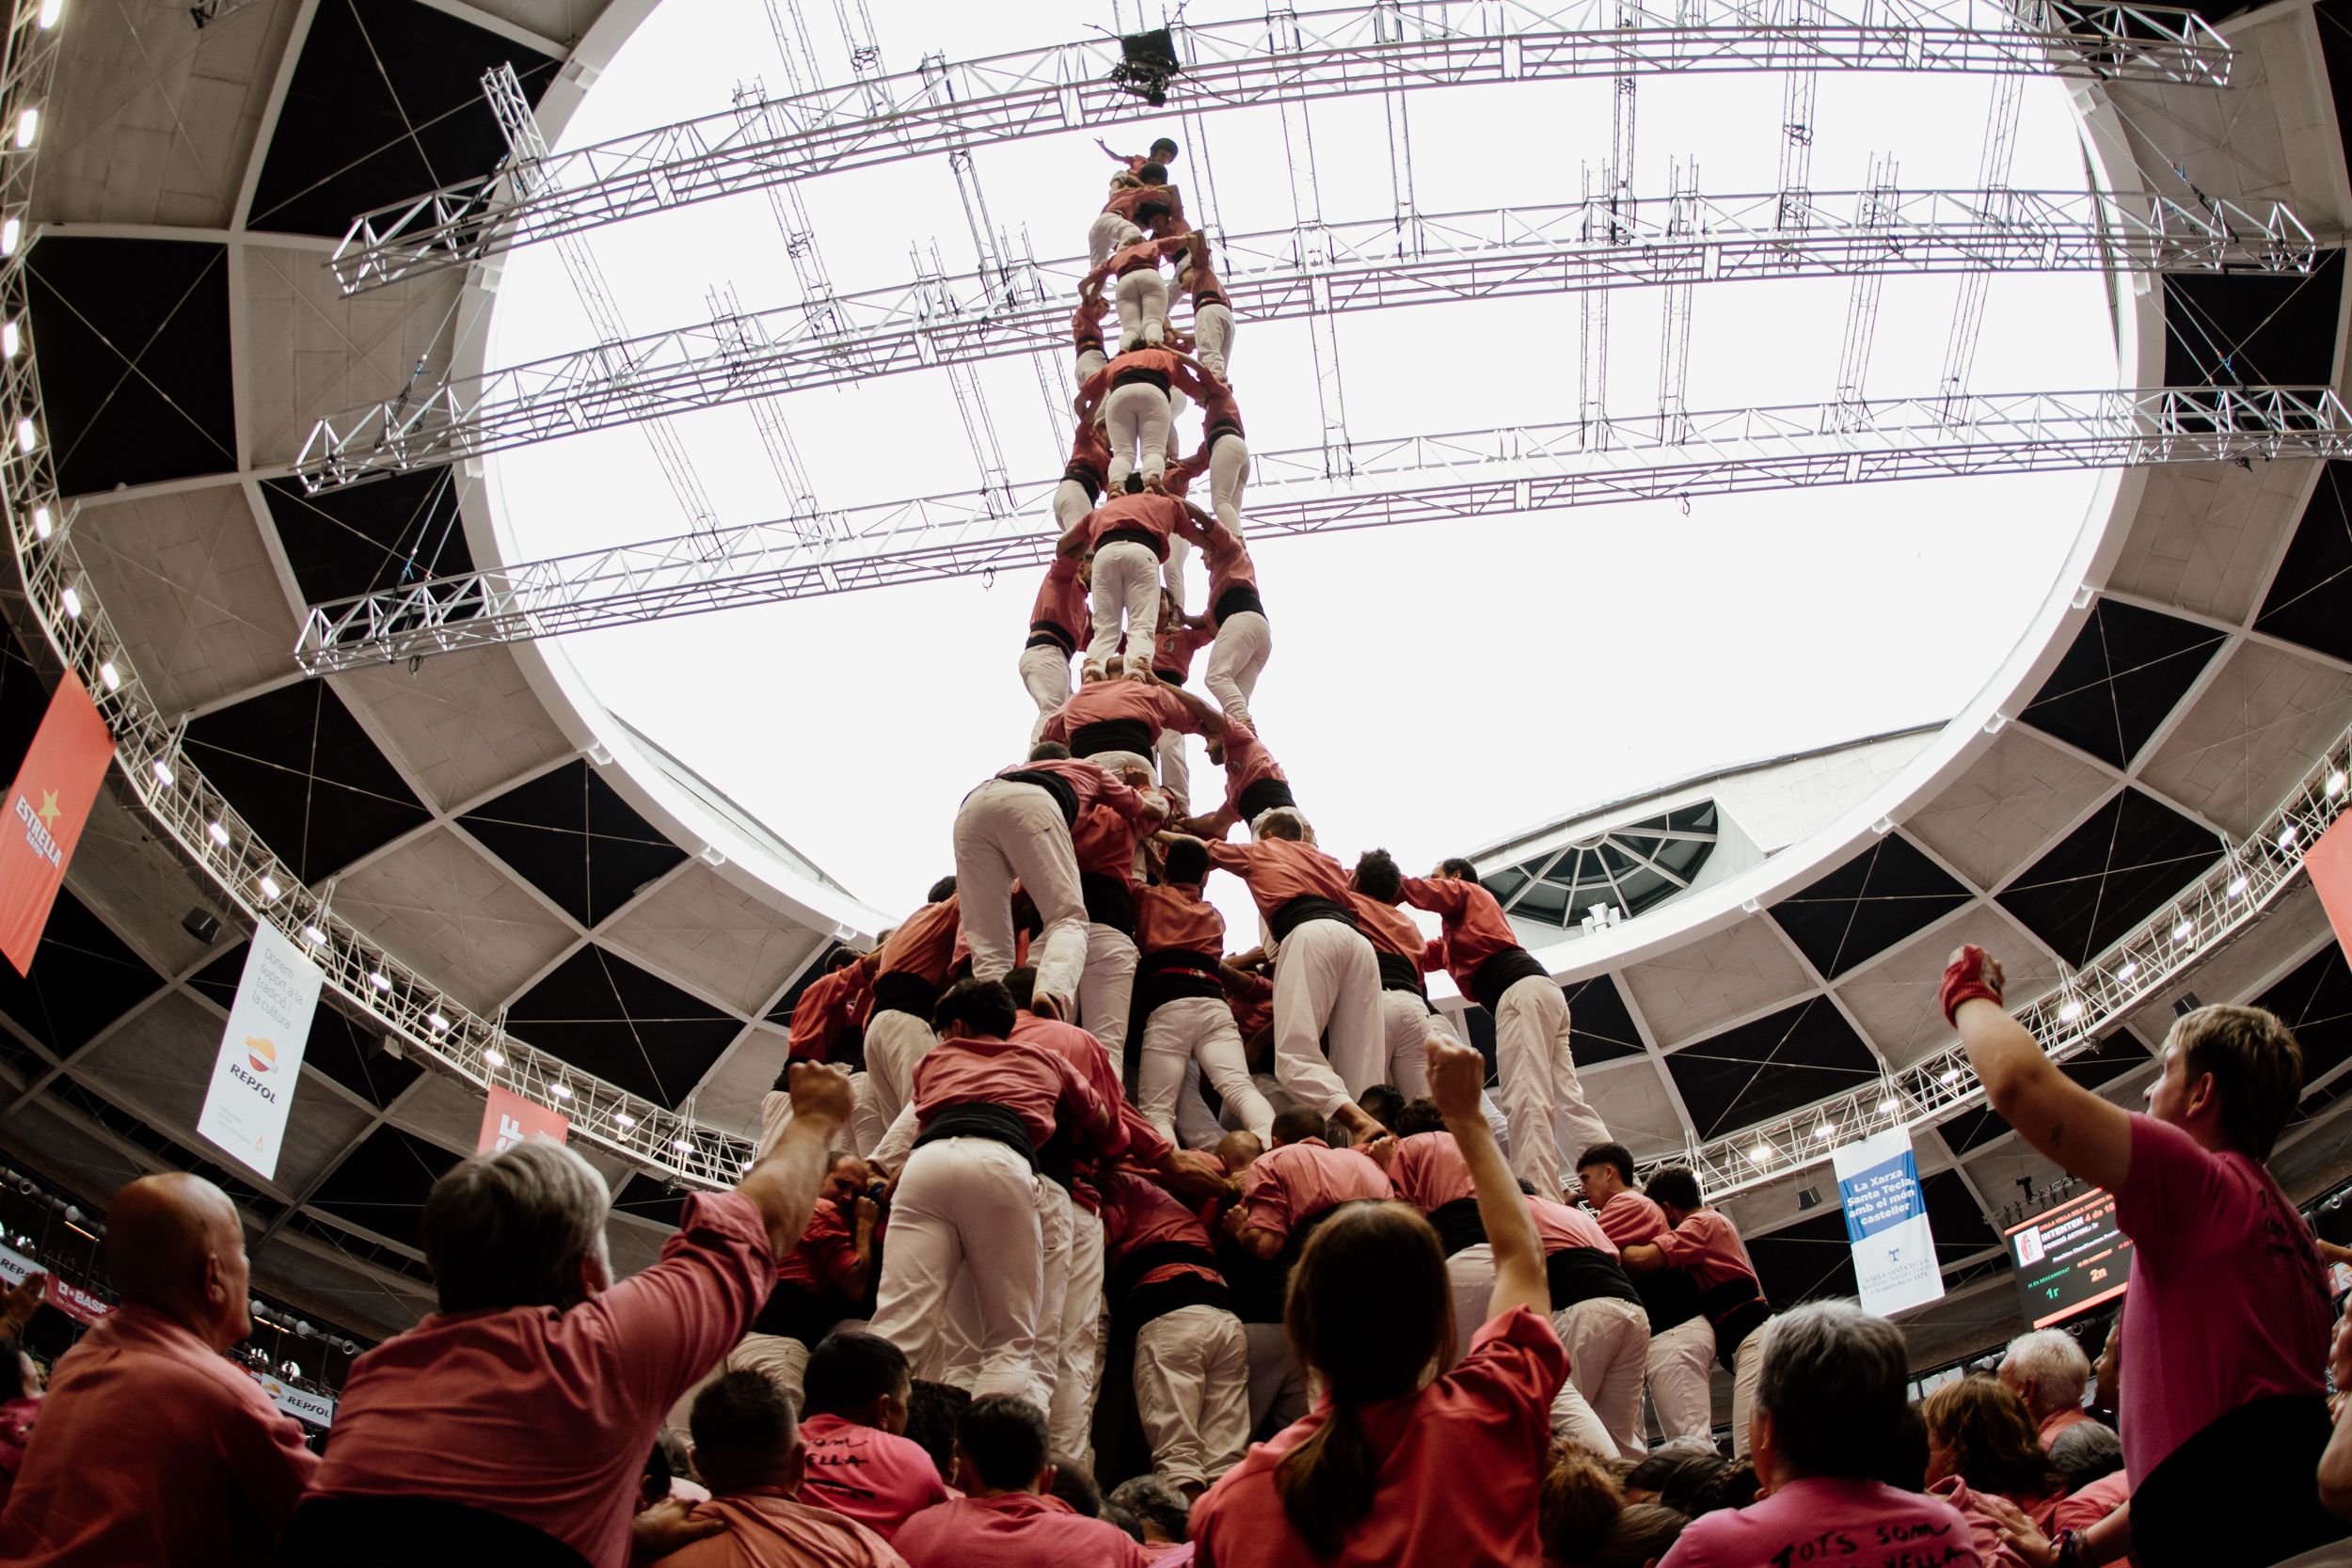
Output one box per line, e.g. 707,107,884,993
481,0,2124,924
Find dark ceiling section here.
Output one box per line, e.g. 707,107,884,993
505,944,741,1108
1563,974,1649,1066
2255,942,2352,1101
458,761,687,928
1919,1168,1999,1263
2020,600,2227,769
1939,1101,2010,1156
2161,248,2341,388
2255,462,2352,666
0,632,47,770
43,1076,280,1221
1996,788,2222,968
1745,1208,1859,1307
24,238,235,495
188,941,248,1008
1769,834,1973,979
0,888,163,1055
1664,997,1881,1141
307,1123,463,1251
305,995,425,1109
2317,1,2352,191
246,0,559,236
186,681,432,882
262,467,476,608
2057,1027,2154,1093
614,1171,689,1228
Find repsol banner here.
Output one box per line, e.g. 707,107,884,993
197,924,323,1181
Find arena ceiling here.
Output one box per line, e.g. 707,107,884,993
2,0,2352,1359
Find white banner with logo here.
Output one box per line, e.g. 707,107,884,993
197,923,323,1181
253,1370,337,1429
1832,1128,1945,1317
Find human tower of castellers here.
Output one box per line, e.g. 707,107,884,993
727,135,1772,1504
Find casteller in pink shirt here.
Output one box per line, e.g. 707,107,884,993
797,1414,950,1541
2112,1111,2330,1491
1658,1475,1981,1568
893,1491,1147,1568
1235,1136,1393,1247
648,1487,906,1568
1189,1306,1565,1568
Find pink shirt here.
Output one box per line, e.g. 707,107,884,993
651,1487,906,1568
0,1305,319,1568
797,1415,949,1541
1197,522,1258,612
787,962,871,1062
1010,1010,1172,1179
912,1032,1108,1150
1043,680,1198,750
1201,837,1350,924
876,897,960,986
1652,1208,1761,1292
771,1198,866,1295
1527,1194,1616,1256
1238,1137,1394,1246
1028,554,1090,648
1190,1307,1565,1568
1085,490,1190,559
2114,1112,2330,1489
1660,1476,1981,1568
1132,881,1224,958
2049,1470,2129,1532
1214,719,1286,818
1102,1167,1226,1289
1929,1476,2059,1568
1350,895,1438,970
1591,1189,1670,1247
1388,1132,1474,1212
308,1192,773,1568
1152,620,1215,679
994,755,1150,821
895,1491,1148,1568
1398,875,1524,997
2037,1407,2089,1445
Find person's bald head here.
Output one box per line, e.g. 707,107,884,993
107,1174,250,1350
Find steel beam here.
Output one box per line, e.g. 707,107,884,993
326,0,2233,293
295,188,2316,490
294,384,2352,673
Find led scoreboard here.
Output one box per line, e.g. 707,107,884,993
2005,1187,2134,1328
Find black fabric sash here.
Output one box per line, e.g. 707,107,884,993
1469,946,1551,1014
750,1278,841,1344
1698,1277,1772,1367
1233,772,1295,824
1127,1270,1239,1334
1428,1196,1487,1258
1136,948,1226,1017
1270,895,1357,943
1547,1247,1643,1310
1080,870,1136,934
1213,584,1265,626
1633,1265,1704,1334
1073,718,1154,760
2130,1393,2344,1568
1375,950,1427,996
1113,367,1172,392
1027,623,1076,656
1096,526,1168,560
995,768,1080,827
870,970,939,1022
914,1102,1038,1170
271,1497,590,1568
1062,462,1104,498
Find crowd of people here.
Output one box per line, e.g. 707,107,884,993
0,140,2347,1568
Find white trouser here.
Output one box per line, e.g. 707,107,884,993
1243,1320,1308,1438
1645,1312,1718,1443
1552,1295,1652,1461
1022,641,1073,744
952,781,1089,1007
662,1330,818,1442
1164,531,1190,613
1089,212,1143,265
1495,974,1610,1195
1135,1304,1251,1492
871,1137,1046,1406
1115,266,1168,349
1208,433,1250,534
1086,540,1162,670
1138,994,1276,1143
1194,300,1233,379
1203,610,1270,729
1380,990,1435,1099
1155,725,1190,807
1177,1062,1228,1148
1271,920,1384,1117
1077,924,1138,1060
1445,1243,1496,1364
1048,1203,1108,1464
1083,748,1155,784
1073,348,1106,398
1054,474,1094,534
863,1010,938,1137
1103,382,1173,486
1730,1323,1767,1458
1034,1180,1074,1415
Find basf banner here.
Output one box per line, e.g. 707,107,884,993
1833,1129,1945,1316
477,1084,570,1154
197,923,323,1180
0,670,114,975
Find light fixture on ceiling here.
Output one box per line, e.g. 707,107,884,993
151,756,172,786
2117,958,2137,981
1878,1094,1899,1117
1812,1120,1834,1142
673,1137,695,1153
3,215,24,256
29,502,49,539
426,1012,448,1034
301,923,325,945
204,819,229,847
613,1111,635,1129
2058,998,2083,1022
37,0,62,28
97,659,119,691
2330,769,2347,800
15,109,39,150
1939,1067,1963,1085
255,874,279,904
57,583,77,618
367,970,390,991
1747,1140,1773,1165
2226,874,2249,899
2280,822,2300,849
16,417,37,454
483,1046,505,1068
2171,919,2194,943
5,320,23,359
548,1082,573,1100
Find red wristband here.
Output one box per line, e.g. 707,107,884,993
1939,944,2004,1026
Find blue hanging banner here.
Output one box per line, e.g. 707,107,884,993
1832,1129,1945,1316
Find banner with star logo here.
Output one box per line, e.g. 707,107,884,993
0,670,113,975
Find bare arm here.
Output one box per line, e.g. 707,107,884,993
1430,1034,1547,1321
739,1062,854,1255
1947,948,2133,1194
1616,1241,1665,1275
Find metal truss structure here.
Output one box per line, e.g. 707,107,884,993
326,0,2234,293
1664,714,2352,1202
296,188,2315,489
295,384,2352,673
